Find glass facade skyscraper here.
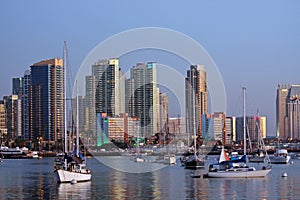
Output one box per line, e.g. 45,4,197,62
30,58,64,142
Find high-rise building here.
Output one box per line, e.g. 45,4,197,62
287,85,300,139
276,84,300,140
276,84,290,139
130,62,159,139
159,93,168,134
30,58,65,142
0,100,7,144
21,70,31,140
4,95,21,139
125,78,135,117
12,77,22,97
85,75,96,145
185,65,208,142
93,58,123,116
71,95,86,135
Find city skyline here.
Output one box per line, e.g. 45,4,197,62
1,1,300,136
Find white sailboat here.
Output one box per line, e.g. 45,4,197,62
54,42,91,183
206,87,271,178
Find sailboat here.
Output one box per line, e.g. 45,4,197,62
54,42,91,183
205,87,271,178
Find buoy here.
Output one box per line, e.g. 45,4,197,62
71,179,77,184
281,172,288,177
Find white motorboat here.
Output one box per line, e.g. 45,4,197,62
269,149,291,164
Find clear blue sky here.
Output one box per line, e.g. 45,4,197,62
1,1,300,136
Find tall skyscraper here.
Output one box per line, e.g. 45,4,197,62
185,65,208,142
4,95,21,139
85,75,96,145
125,78,135,117
21,70,31,140
276,84,290,139
130,62,159,139
93,58,123,116
159,93,169,134
287,84,300,139
12,77,22,96
276,84,300,140
30,58,65,142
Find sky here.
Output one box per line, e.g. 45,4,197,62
0,1,300,136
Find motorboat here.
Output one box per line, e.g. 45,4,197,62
269,149,291,164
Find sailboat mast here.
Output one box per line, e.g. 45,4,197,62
64,41,68,153
243,87,246,156
76,80,79,157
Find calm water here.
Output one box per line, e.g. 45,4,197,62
0,156,300,199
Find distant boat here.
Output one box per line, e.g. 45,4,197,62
54,42,91,183
163,154,176,165
0,146,27,159
269,149,291,164
205,87,271,178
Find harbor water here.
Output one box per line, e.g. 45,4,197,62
0,156,300,199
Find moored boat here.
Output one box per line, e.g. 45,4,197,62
269,149,291,164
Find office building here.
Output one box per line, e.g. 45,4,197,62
236,116,267,143
185,65,208,142
30,58,65,142
21,70,31,140
276,84,300,140
130,62,159,139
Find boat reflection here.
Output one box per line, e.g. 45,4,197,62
58,181,92,199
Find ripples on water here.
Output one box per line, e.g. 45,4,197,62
1,157,300,199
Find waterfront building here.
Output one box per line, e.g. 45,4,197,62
93,58,123,116
202,112,225,143
0,100,7,144
4,95,21,139
71,95,86,136
130,62,159,139
225,116,236,144
125,78,135,117
21,70,31,140
287,85,300,139
85,75,96,145
30,58,65,142
12,77,22,97
236,116,267,143
185,65,208,142
159,93,168,135
96,113,139,143
168,117,185,136
276,84,290,139
276,84,300,140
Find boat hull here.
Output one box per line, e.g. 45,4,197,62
54,169,91,183
206,168,271,178
269,155,290,164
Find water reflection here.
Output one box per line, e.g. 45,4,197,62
58,182,91,199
